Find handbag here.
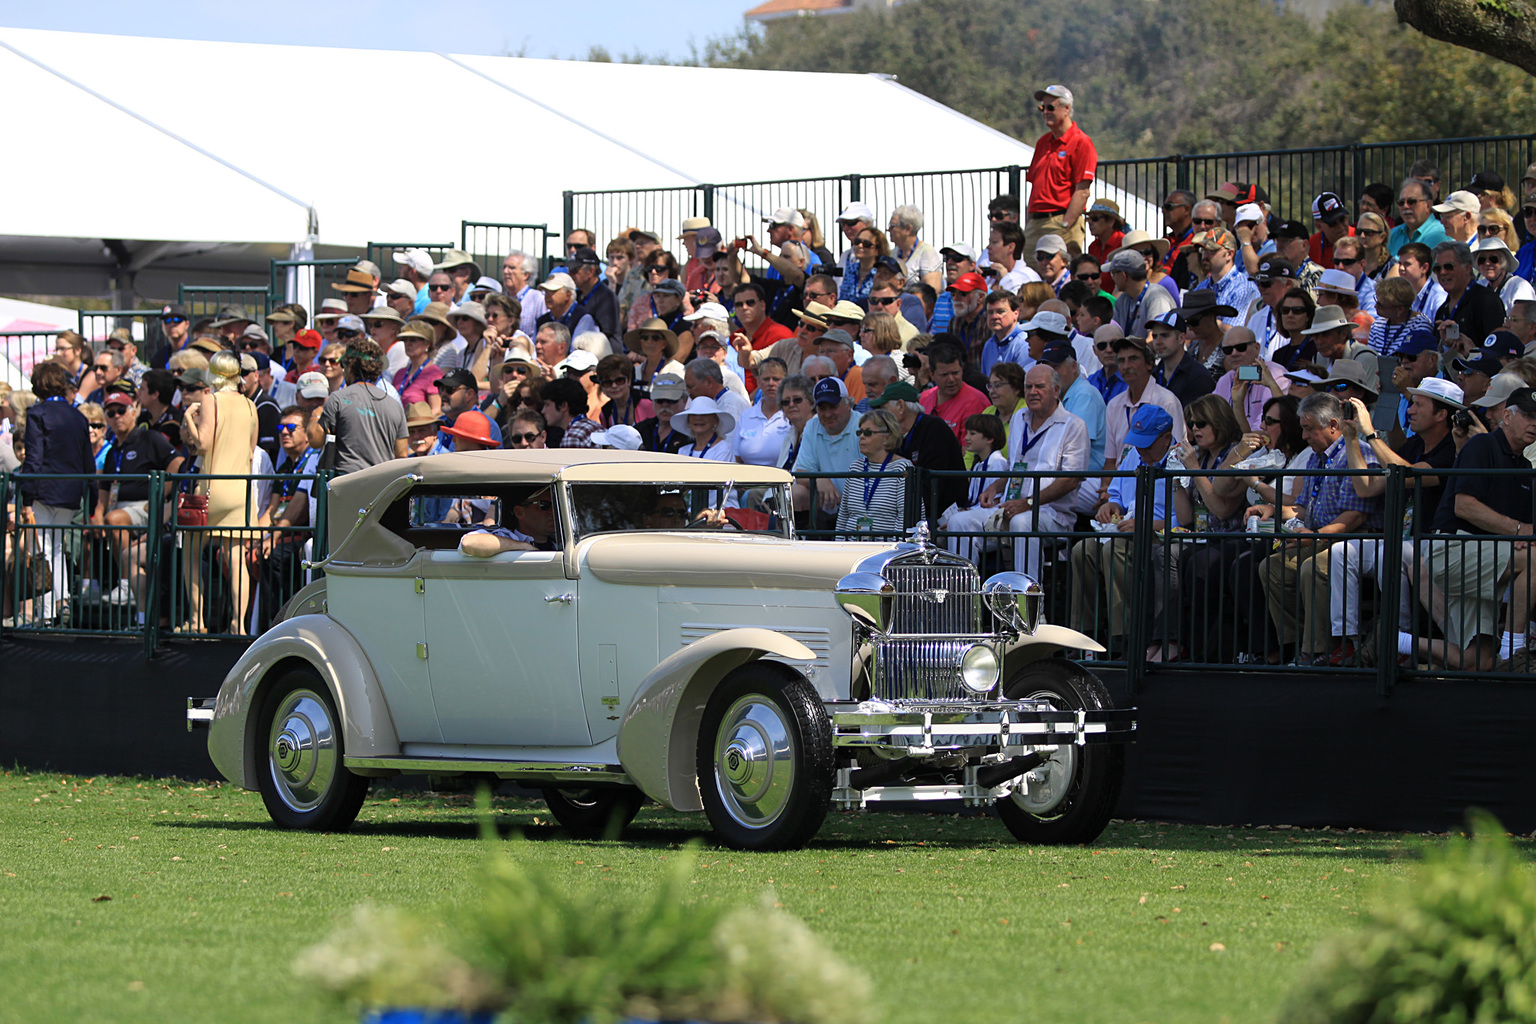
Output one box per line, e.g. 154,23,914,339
176,492,209,528
19,533,52,599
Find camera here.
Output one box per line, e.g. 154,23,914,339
902,353,922,371
1454,409,1475,431
1342,403,1356,420
732,238,749,251
1236,365,1261,382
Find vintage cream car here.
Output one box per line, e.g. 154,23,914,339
189,450,1134,850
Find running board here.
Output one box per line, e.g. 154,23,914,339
344,756,632,785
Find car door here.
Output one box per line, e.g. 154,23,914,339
420,548,591,749
326,568,440,744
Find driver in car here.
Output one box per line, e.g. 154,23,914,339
459,486,559,555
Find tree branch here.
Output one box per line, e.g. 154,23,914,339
1395,0,1536,77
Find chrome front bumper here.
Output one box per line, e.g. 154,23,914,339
830,699,1136,752
186,697,216,731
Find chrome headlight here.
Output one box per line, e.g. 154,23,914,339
982,572,1044,635
835,571,894,632
958,643,999,694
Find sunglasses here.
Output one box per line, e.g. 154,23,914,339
1333,257,1362,267
508,432,541,444
1037,103,1061,112
335,329,362,340
1074,271,1100,282
1192,217,1219,227
853,239,877,248
854,428,888,437
599,377,629,388
1398,197,1426,207
1094,341,1114,351
428,283,454,292
987,211,1011,221
160,317,186,325
277,423,302,434
1280,306,1309,315
734,298,759,307
93,363,114,372
88,421,107,430
943,254,971,264
1478,225,1503,236
781,395,807,406
105,406,133,417
868,295,899,306
647,265,671,275
317,357,340,365
652,396,685,406
522,499,554,511
1433,263,1459,274
1261,416,1284,427
1221,342,1252,354
1477,255,1505,266
1188,420,1209,430
1357,227,1384,237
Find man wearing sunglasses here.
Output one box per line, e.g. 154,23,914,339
1431,241,1505,351
1212,326,1289,429
1024,85,1095,259
150,303,192,369
460,486,559,556
257,406,321,630
1386,178,1447,259
1159,190,1198,289
90,385,178,619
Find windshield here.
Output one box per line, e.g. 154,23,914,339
567,482,793,541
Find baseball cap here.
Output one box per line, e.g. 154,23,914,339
1146,310,1184,332
1454,353,1503,379
874,255,903,276
1033,84,1073,105
1475,372,1531,408
174,368,213,390
385,278,419,301
947,271,988,293
335,314,366,334
694,227,722,260
1312,192,1348,224
1124,404,1174,449
159,302,188,320
650,374,687,402
764,207,806,229
296,372,329,399
539,272,576,293
1112,335,1154,360
556,350,599,374
813,377,849,406
567,246,601,267
103,388,135,408
1391,327,1440,357
1270,220,1310,241
1195,226,1238,251
836,201,874,224
290,328,323,350
867,382,922,408
1468,170,1506,193
1038,339,1076,365
1432,190,1480,216
1255,256,1296,282
1207,181,1243,203
393,247,435,278
818,328,856,350
1105,250,1145,274
591,425,643,451
1020,310,1070,337
628,228,661,244
241,323,269,345
436,368,478,391
939,243,978,262
1234,203,1264,226
470,275,504,296
1481,330,1523,361
683,301,730,323
652,279,686,297
1034,234,1068,257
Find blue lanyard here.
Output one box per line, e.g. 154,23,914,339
1125,284,1148,330
401,362,430,392
902,412,925,452
1017,419,1056,457
863,455,893,508
783,439,800,470
660,427,681,450
690,435,718,458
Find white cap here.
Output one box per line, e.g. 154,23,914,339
1234,203,1264,225
836,201,874,224
539,272,577,293
297,372,329,399
1432,190,1481,216
590,424,643,451
1316,268,1358,296
940,242,978,262
392,247,434,278
1019,310,1071,336
764,207,806,229
683,301,731,322
470,275,504,295
385,278,418,301
555,350,599,374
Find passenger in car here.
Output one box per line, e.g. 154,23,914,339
459,487,558,556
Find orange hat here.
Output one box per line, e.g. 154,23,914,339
441,410,497,448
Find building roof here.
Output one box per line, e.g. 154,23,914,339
745,0,852,20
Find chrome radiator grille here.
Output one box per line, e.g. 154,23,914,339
885,560,981,635
873,639,974,701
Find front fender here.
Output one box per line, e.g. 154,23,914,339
208,614,402,790
617,628,816,812
1001,623,1106,678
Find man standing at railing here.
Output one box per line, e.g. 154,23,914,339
1025,85,1095,260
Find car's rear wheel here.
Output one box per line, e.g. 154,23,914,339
697,665,833,851
994,659,1123,846
256,669,369,831
540,787,646,838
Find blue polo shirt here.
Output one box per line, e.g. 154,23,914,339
1107,446,1179,526
1387,218,1447,259
1061,375,1107,472
792,413,860,496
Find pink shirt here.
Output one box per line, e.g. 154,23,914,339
919,383,990,443
393,361,444,407
1213,361,1290,430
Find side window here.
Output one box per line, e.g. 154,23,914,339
382,486,560,549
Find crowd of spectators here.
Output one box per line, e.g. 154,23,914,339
6,83,1536,666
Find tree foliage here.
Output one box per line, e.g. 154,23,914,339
700,0,1536,159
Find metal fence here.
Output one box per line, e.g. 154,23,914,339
461,221,555,280
270,258,355,313
569,134,1536,270
177,284,273,325
77,309,170,367
2,471,329,654
364,242,455,284
1,329,62,388
9,461,1534,696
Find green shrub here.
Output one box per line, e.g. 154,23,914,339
1278,812,1536,1024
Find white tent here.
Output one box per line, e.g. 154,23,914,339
0,27,1157,303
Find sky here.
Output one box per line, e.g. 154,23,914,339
0,0,751,62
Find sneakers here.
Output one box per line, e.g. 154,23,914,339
104,580,135,606
1288,652,1317,667
1325,639,1358,667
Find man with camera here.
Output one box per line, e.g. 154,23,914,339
1325,379,1466,666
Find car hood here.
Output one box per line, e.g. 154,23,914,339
581,533,894,590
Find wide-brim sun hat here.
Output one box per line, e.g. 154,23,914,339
672,396,737,437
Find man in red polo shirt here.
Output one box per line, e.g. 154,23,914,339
918,340,990,443
1024,84,1097,260
727,280,792,395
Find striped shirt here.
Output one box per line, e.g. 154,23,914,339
835,455,910,537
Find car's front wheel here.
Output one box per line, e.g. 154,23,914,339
256,669,370,831
540,787,646,839
994,659,1123,846
697,665,833,851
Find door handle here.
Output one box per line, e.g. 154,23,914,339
544,593,574,605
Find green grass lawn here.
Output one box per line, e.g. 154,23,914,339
0,770,1455,1024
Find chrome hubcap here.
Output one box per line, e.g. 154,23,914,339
1011,689,1077,816
713,695,795,828
268,689,339,813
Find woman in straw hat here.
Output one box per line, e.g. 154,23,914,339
625,317,685,387
391,321,447,417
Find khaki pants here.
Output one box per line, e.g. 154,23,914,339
1070,534,1133,641
1025,212,1085,259
1259,542,1335,654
